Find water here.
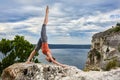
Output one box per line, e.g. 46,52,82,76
0,45,90,70
38,49,89,70
0,45,90,80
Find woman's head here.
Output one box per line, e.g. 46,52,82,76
46,56,56,62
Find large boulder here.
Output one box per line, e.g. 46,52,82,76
1,63,120,80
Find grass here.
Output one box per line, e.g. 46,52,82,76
118,44,120,52
105,59,117,71
112,26,120,32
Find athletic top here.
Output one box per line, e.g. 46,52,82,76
41,42,51,55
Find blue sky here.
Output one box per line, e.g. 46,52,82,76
0,0,120,44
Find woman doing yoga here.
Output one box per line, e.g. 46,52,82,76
26,6,66,67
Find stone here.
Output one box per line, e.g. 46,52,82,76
1,63,120,80
85,24,120,70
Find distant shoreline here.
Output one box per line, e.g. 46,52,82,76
33,44,91,49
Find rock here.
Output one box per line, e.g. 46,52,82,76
1,63,120,80
85,24,120,70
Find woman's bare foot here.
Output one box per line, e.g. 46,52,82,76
46,5,49,14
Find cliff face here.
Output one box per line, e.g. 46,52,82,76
85,23,120,71
1,63,120,80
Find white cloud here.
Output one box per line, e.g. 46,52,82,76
50,3,66,17
0,0,120,44
13,0,43,5
1,8,119,44
86,9,120,23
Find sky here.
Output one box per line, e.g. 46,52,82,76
0,0,120,44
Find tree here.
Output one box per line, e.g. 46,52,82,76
0,39,13,56
116,23,120,26
0,35,39,75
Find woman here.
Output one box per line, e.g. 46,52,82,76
26,6,66,67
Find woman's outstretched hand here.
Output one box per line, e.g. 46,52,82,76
25,60,34,64
61,64,69,68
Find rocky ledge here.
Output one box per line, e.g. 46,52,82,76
1,63,120,80
85,23,120,70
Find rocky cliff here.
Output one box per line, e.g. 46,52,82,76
85,23,120,71
1,63,120,80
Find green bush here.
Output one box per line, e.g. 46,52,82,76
108,23,120,33
0,35,39,75
118,44,120,52
88,49,101,65
113,27,120,32
105,59,117,71
95,50,101,60
90,49,101,60
116,23,120,26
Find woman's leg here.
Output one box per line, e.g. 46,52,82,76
34,38,42,51
26,38,42,62
41,24,48,42
41,6,49,42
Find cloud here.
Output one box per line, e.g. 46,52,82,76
0,0,120,44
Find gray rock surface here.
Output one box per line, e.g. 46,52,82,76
85,24,120,70
1,63,120,80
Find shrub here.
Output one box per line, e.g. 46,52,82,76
105,59,117,71
0,35,39,75
116,23,120,26
113,27,120,32
108,23,120,33
95,50,101,60
88,49,101,65
118,44,120,52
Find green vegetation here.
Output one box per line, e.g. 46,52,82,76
84,65,100,71
116,23,120,26
105,59,117,71
118,44,120,52
0,35,39,75
88,49,101,64
109,23,120,33
95,50,101,60
112,26,120,32
100,23,120,38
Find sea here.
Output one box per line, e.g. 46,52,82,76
0,44,90,69
0,44,90,79
38,44,90,70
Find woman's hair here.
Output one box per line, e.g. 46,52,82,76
49,56,56,62
52,57,56,60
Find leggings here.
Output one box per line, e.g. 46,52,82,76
34,24,47,52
